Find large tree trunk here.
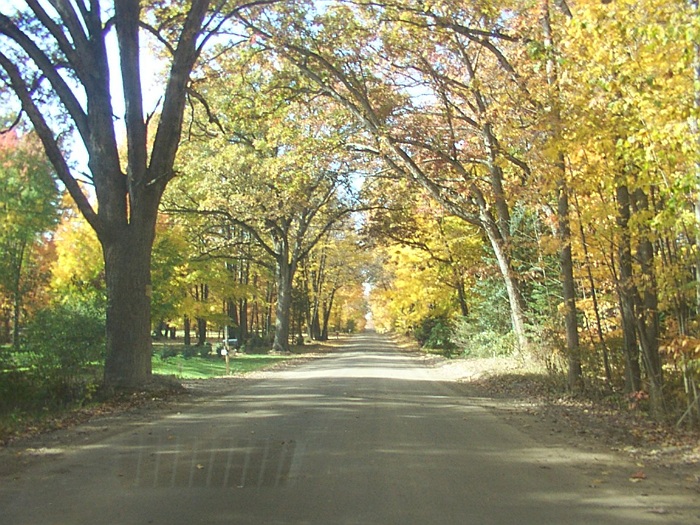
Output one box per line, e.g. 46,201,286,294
1,1,210,391
273,245,295,353
307,253,325,341
1,312,10,344
301,267,316,340
615,183,642,393
542,0,583,392
477,202,529,354
487,232,529,353
238,258,250,341
633,188,664,417
184,315,192,346
227,298,238,340
239,298,248,341
102,232,154,389
265,282,275,338
557,167,583,392
454,272,469,317
195,283,208,346
196,317,207,346
320,288,337,341
310,309,321,340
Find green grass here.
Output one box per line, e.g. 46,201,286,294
151,353,294,379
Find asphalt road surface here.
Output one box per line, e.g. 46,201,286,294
1,332,698,524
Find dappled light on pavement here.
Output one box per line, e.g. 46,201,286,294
1,332,698,524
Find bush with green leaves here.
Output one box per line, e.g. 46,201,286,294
159,345,180,359
22,302,105,404
414,315,457,356
451,316,516,359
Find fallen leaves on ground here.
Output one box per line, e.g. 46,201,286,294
0,378,186,446
459,365,700,472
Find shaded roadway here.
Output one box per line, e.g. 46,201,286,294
1,331,698,524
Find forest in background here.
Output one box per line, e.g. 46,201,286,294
1,0,699,426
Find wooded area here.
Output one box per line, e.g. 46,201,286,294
1,0,699,426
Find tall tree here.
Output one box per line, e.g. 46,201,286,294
539,0,583,391
363,177,480,319
0,1,270,388
302,224,368,340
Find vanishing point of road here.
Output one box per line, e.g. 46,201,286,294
1,331,699,524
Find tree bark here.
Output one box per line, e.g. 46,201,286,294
196,317,207,346
239,298,248,341
184,315,192,346
633,188,664,416
265,282,275,338
238,257,250,341
615,184,642,393
194,283,208,346
227,298,238,340
543,0,583,392
454,272,469,317
273,241,295,353
558,173,583,392
10,239,26,352
476,197,530,354
321,288,337,341
102,231,154,389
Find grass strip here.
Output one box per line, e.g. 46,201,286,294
151,353,293,379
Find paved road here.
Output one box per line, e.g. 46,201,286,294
1,332,698,524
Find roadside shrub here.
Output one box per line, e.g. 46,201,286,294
414,315,457,356
413,315,438,346
245,334,272,354
198,343,213,358
451,316,515,359
0,369,42,413
159,345,179,359
22,302,105,405
180,343,212,358
246,335,262,350
181,345,198,358
426,321,456,352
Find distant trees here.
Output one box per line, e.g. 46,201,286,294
0,131,60,350
166,44,364,351
300,226,368,341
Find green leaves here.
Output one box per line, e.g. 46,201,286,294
0,131,61,348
